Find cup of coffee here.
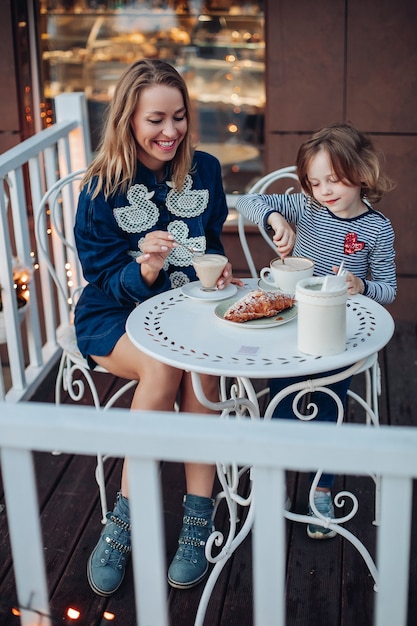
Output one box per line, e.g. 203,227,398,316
260,256,314,293
192,254,228,291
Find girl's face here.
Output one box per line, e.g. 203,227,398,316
131,84,188,176
307,149,365,219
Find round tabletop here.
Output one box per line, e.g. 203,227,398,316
126,279,395,378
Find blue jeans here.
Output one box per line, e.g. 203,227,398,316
269,370,352,489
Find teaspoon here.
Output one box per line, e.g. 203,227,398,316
175,241,204,256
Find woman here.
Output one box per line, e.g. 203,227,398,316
74,58,242,596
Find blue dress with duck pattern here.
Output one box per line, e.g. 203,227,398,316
74,151,227,366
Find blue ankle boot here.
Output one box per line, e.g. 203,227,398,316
168,494,215,589
87,493,131,596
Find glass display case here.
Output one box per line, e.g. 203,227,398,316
184,11,264,191
39,1,265,192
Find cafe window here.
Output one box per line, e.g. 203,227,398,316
38,0,265,193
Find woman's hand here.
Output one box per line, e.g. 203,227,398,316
267,213,296,259
332,266,365,295
217,261,244,290
136,231,176,285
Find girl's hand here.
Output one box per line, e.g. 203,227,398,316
267,212,296,259
332,266,365,295
216,261,244,290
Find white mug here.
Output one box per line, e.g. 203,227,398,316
260,256,314,293
296,276,348,356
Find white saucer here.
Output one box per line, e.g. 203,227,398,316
181,281,237,301
257,278,282,293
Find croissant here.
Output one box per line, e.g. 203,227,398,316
224,290,296,323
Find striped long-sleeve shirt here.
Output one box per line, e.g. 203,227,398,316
236,192,396,304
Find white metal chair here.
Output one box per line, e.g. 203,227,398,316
34,169,137,523
237,165,300,277
236,166,382,518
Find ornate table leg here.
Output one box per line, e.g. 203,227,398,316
264,359,379,588
191,361,381,625
189,372,260,626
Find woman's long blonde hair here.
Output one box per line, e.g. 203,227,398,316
82,58,194,199
296,122,395,203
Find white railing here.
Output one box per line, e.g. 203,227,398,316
1,401,415,626
0,93,90,402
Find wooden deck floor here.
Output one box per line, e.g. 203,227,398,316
0,319,416,626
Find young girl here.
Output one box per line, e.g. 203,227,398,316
236,122,396,538
74,59,242,596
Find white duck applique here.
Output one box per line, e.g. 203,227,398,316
166,175,209,218
113,184,158,233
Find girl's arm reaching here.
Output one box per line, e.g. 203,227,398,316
237,193,303,259
267,212,296,258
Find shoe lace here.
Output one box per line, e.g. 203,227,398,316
104,513,132,566
178,514,212,562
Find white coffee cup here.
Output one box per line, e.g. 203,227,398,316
260,256,314,293
192,254,228,291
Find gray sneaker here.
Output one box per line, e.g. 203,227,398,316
87,494,131,596
307,490,337,539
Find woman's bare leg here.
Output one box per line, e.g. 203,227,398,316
179,372,219,497
93,337,220,500
92,333,184,497
167,372,220,588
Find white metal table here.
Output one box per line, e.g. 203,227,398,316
126,278,394,623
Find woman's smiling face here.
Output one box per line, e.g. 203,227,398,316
131,84,188,177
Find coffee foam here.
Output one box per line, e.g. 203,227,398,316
271,257,313,272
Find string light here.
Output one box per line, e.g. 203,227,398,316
66,607,81,620
0,258,32,312
103,611,115,621
0,595,119,624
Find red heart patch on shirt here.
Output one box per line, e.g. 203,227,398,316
344,232,365,255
